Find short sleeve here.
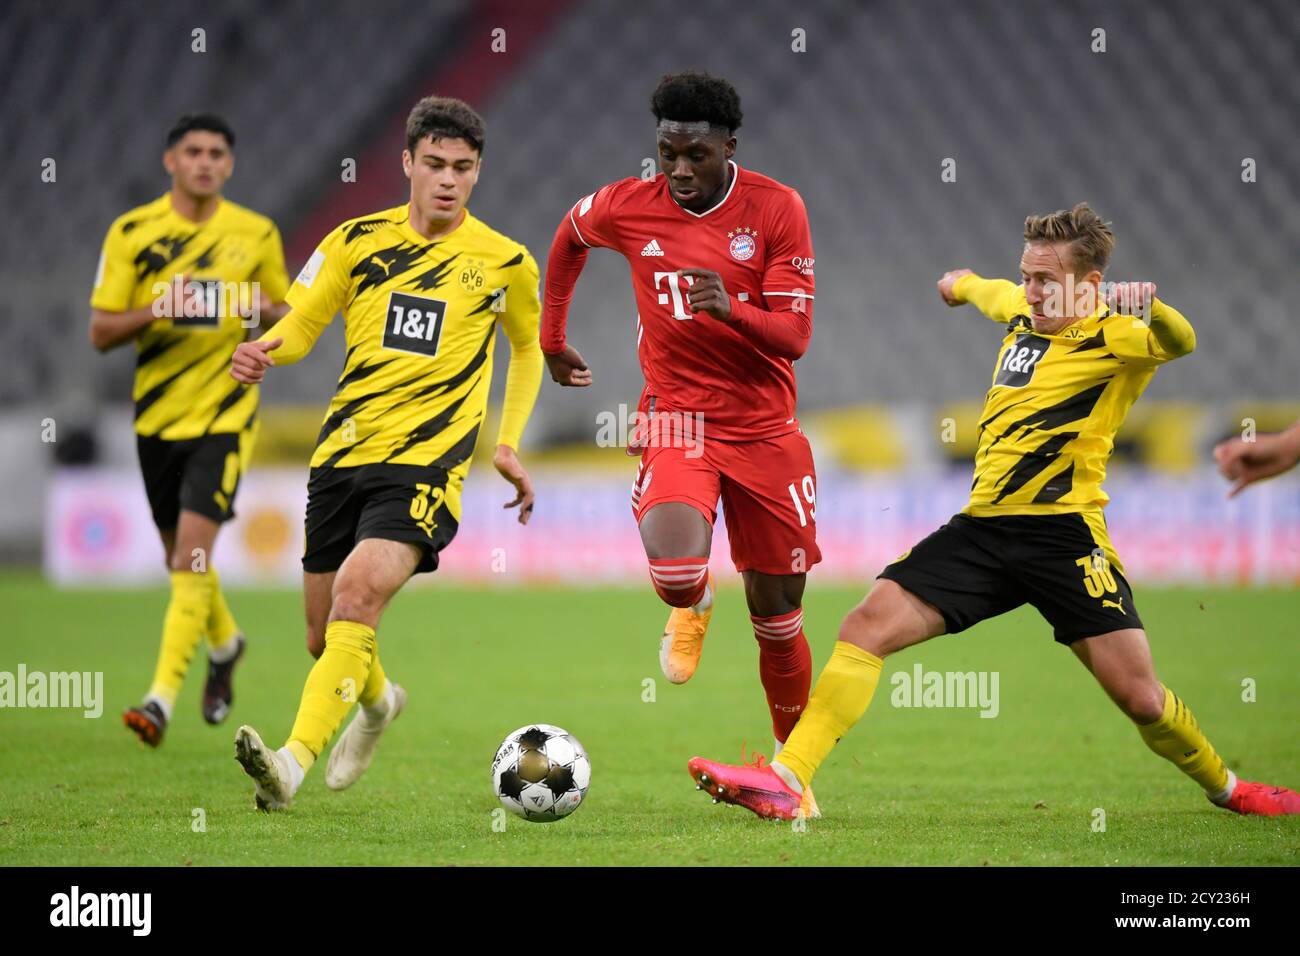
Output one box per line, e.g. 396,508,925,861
89,221,137,312
284,224,350,322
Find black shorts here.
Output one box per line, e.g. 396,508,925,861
136,431,250,529
302,462,460,575
878,512,1143,644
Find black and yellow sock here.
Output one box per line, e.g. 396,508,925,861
1137,686,1233,800
146,570,215,711
284,620,375,771
205,568,240,658
774,641,884,790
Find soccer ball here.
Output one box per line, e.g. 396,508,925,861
491,724,591,822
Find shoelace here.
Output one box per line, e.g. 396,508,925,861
740,743,768,770
671,615,706,653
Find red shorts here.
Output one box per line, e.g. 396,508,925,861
630,429,821,575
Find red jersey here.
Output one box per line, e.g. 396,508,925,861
542,161,815,441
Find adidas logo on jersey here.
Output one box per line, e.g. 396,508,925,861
640,239,665,257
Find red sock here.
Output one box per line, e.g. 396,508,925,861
752,608,812,743
647,557,709,608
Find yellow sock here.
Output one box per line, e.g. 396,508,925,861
147,570,215,708
206,568,240,651
775,641,884,789
359,650,387,708
284,620,375,771
1137,686,1231,797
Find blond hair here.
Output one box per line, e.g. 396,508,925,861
1023,202,1115,275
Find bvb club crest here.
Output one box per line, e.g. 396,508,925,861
459,259,487,294
727,226,758,261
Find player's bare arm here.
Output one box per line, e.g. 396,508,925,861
1214,421,1300,496
89,274,203,351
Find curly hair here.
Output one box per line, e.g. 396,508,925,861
650,71,742,133
406,96,486,155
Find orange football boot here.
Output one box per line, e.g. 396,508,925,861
659,574,714,684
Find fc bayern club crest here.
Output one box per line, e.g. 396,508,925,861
727,226,758,261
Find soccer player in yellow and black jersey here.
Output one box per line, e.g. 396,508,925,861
91,114,290,747
227,97,543,810
688,203,1299,819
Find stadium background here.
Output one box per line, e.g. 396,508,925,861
2,0,1298,586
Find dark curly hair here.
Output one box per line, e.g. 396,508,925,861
406,96,486,155
650,71,742,133
166,113,235,149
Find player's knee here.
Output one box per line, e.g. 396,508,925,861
305,626,325,659
167,551,206,573
837,603,887,657
1122,684,1166,724
329,582,382,625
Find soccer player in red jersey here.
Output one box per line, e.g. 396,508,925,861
542,72,820,796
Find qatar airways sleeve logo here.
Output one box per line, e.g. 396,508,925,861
791,256,814,276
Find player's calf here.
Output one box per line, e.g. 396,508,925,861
751,608,812,745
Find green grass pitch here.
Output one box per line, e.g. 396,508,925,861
1,572,1296,866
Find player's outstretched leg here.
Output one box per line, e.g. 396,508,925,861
235,540,416,811
689,579,943,819
326,653,407,791
234,617,376,811
202,568,245,725
1073,629,1300,817
640,502,715,684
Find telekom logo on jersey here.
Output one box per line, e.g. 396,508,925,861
654,271,698,320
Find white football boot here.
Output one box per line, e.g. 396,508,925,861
234,725,299,811
325,682,407,791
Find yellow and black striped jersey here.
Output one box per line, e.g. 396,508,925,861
953,273,1195,515
273,204,542,472
91,193,290,439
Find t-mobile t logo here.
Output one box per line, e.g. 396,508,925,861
654,271,695,320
